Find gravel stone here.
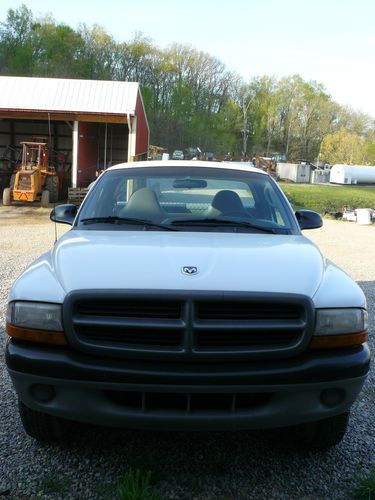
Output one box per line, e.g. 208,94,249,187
0,208,374,499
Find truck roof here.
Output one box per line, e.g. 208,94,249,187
107,160,268,176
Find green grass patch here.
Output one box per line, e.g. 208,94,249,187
278,182,375,214
352,468,375,499
39,473,70,495
125,448,163,484
117,468,160,500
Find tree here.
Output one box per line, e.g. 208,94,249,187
0,4,34,74
320,128,366,165
32,17,85,77
77,24,116,79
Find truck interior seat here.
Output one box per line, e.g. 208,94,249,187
120,188,166,220
206,189,247,217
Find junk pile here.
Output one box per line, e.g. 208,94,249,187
324,206,375,224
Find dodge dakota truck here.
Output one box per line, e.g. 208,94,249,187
5,161,370,448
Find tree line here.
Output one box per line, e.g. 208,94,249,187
1,5,375,165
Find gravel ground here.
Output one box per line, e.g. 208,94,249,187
0,208,374,499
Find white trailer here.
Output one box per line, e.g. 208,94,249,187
276,163,311,183
329,164,375,185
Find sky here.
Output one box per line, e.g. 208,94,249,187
1,0,375,117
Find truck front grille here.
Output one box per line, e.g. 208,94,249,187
198,301,301,320
63,291,314,360
105,390,272,412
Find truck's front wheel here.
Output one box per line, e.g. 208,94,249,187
295,412,349,449
18,400,71,442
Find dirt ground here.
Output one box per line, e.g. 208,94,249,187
306,218,375,281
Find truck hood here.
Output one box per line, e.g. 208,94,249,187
10,229,365,308
53,230,324,296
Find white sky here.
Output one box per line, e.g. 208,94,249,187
1,0,375,117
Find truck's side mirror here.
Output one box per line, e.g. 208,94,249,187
295,209,323,230
50,204,77,225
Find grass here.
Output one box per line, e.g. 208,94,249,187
352,468,375,499
278,182,375,214
39,472,70,495
116,468,160,500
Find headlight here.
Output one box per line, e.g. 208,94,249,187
6,301,63,332
314,308,368,336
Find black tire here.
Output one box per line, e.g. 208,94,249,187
45,175,59,203
18,400,71,442
295,412,349,449
10,173,16,190
41,189,50,208
3,187,11,206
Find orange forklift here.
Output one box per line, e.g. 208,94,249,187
2,140,65,207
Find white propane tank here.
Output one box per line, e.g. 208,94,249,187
330,164,375,184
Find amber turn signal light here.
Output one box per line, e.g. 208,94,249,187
6,323,68,346
309,331,368,349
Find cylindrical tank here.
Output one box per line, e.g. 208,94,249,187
329,164,375,184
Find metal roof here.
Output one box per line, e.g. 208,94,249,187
0,76,140,115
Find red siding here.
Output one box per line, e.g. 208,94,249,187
77,122,99,187
135,92,149,156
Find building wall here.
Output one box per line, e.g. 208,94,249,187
135,93,149,158
98,123,129,169
77,122,99,187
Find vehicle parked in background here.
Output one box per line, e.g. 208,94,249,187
2,140,65,207
5,160,370,448
172,150,184,160
204,151,215,161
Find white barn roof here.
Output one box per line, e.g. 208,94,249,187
0,76,140,116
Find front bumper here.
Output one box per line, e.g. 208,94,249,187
6,340,370,431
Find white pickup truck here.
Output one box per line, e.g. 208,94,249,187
5,161,370,448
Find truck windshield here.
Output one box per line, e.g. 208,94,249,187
77,166,297,233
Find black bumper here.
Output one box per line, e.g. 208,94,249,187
5,340,371,431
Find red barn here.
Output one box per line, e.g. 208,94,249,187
0,76,149,190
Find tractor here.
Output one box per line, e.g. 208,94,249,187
2,141,65,207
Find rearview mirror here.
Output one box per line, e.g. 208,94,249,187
173,178,207,189
295,209,323,230
50,204,78,225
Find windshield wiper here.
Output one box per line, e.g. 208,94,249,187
168,217,277,233
79,216,178,231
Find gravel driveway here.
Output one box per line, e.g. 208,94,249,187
0,208,374,499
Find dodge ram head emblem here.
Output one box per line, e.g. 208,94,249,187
182,266,198,275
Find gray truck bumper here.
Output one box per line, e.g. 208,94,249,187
7,369,368,431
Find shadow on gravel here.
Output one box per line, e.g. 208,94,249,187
36,422,333,490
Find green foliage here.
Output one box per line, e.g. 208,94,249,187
0,4,34,74
32,20,85,78
117,469,160,500
365,141,375,164
352,468,375,500
39,473,70,495
279,182,375,213
320,128,368,165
